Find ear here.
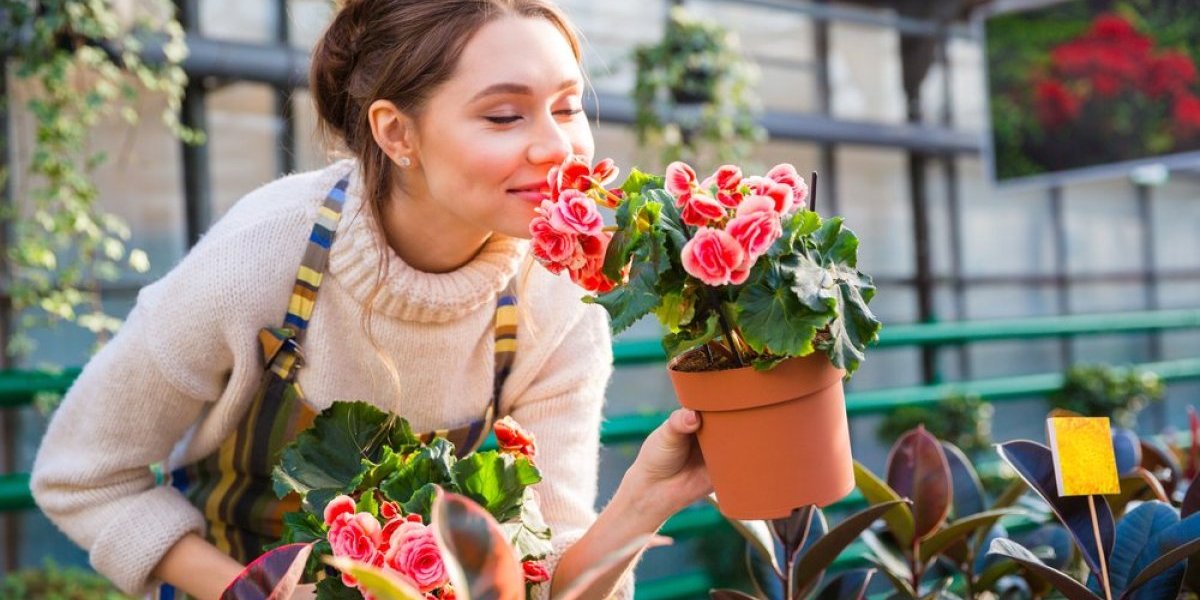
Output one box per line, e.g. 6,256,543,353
367,99,419,167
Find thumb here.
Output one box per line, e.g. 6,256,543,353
660,409,701,443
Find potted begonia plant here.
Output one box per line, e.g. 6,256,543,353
529,157,882,519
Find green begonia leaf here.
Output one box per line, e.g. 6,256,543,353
736,257,831,357
401,483,441,523
500,488,555,560
662,313,720,362
451,452,542,523
271,402,418,515
379,438,457,505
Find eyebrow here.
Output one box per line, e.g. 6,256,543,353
470,78,582,102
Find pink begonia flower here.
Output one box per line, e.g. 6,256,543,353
682,227,749,286
765,163,809,212
324,495,356,527
549,156,619,198
328,509,383,587
665,161,698,196
529,217,574,268
701,165,744,208
569,234,619,294
384,521,449,593
726,195,783,261
677,190,727,227
547,189,603,236
743,176,795,215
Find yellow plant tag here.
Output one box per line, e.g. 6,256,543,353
1046,416,1120,496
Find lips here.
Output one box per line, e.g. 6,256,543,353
507,182,551,204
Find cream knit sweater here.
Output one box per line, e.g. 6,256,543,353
30,159,631,598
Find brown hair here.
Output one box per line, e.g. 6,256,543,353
310,0,583,402
311,0,582,213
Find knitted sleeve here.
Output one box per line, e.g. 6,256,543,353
29,195,313,596
503,301,634,600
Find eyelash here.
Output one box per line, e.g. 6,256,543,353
485,108,583,124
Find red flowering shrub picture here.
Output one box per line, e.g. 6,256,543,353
987,1,1200,182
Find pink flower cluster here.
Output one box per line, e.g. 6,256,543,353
324,495,450,597
529,158,625,293
669,161,808,287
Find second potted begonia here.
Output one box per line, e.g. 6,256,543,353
530,157,882,519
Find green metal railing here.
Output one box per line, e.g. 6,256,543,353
3,308,1199,596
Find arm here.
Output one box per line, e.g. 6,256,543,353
30,227,280,596
549,409,711,600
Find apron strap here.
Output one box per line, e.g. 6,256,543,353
260,173,350,375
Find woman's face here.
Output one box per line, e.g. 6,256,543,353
406,15,594,240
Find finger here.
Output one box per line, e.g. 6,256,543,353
669,408,702,434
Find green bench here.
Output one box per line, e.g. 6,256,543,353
3,308,1199,598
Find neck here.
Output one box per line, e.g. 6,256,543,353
379,182,494,274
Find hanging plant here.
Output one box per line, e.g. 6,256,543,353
2,0,201,358
632,6,766,170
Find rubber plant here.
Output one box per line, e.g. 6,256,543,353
988,440,1200,600
713,499,910,600
3,0,201,360
853,426,1022,598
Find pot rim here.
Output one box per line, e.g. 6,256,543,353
667,351,846,412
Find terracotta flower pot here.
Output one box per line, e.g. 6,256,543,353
667,351,855,520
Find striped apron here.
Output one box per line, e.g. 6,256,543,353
153,173,519,598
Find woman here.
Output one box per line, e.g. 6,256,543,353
30,1,713,599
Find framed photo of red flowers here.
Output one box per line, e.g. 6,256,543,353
983,0,1200,187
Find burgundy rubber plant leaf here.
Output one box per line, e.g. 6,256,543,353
886,425,952,542
220,543,313,600
996,440,1115,578
431,489,525,600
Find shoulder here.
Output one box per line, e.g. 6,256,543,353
135,160,357,327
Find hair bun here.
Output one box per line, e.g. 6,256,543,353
310,0,372,141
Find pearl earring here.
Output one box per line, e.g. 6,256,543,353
398,156,412,168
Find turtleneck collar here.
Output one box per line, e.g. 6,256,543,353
327,161,528,323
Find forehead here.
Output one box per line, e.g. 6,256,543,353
447,15,582,95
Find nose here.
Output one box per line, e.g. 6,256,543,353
526,112,574,167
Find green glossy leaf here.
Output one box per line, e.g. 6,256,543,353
379,438,457,505
499,488,554,560
792,500,908,590
1124,511,1200,600
1122,537,1200,599
715,500,781,579
736,257,831,357
592,216,670,335
814,276,880,376
1106,501,1178,595
986,538,1100,600
619,168,662,197
400,482,440,522
919,509,1023,563
996,440,1114,577
451,452,541,522
710,590,758,600
941,442,985,520
854,461,916,547
868,555,916,599
814,568,875,600
662,313,720,362
272,402,420,515
886,426,952,542
324,556,423,600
